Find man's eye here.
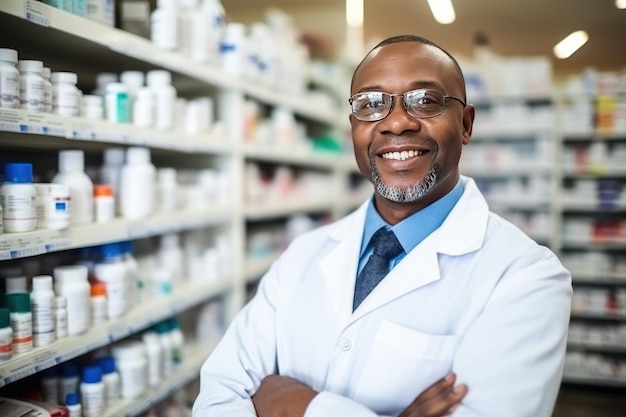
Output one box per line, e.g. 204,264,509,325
363,99,385,109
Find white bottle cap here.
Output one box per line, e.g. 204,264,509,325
112,340,146,360
53,265,88,282
42,67,51,80
32,275,53,292
0,48,18,64
126,147,150,164
51,72,78,85
120,71,145,90
105,82,128,94
58,150,85,173
5,276,27,294
158,167,176,181
146,70,171,87
96,72,117,89
18,60,44,74
104,147,125,166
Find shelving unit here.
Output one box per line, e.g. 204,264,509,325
0,1,359,415
459,95,559,247
558,91,626,387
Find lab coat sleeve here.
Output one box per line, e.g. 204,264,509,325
192,261,282,417
451,250,572,417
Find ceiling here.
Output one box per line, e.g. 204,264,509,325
224,0,626,79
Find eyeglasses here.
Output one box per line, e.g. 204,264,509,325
348,88,466,122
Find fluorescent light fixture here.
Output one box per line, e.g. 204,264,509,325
346,0,363,28
427,0,456,24
616,0,626,9
553,30,589,59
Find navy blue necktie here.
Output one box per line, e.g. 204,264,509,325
353,228,404,310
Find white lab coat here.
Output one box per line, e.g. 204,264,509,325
192,176,572,417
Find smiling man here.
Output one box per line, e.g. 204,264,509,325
192,35,572,417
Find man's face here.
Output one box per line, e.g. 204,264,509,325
349,41,474,216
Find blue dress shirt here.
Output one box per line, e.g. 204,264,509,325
358,180,465,275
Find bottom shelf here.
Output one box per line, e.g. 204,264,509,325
103,343,215,417
562,374,626,388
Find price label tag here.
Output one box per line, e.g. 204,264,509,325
24,0,50,27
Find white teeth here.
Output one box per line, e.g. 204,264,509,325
381,150,425,160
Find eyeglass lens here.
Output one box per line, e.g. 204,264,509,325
350,89,447,121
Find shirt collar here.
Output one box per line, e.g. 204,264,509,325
361,180,465,256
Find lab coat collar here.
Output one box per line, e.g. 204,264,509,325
320,176,489,320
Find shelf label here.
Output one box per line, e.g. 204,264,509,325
0,109,21,132
24,0,50,27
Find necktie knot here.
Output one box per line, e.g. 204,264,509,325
371,228,403,260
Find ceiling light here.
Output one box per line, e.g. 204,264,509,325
553,30,589,59
616,0,626,9
346,0,363,28
427,0,456,24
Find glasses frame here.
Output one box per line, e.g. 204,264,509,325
348,88,467,122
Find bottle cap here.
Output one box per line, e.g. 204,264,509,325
17,60,43,74
126,147,150,164
0,48,18,64
99,242,123,259
93,184,114,197
82,364,102,383
120,71,145,91
66,392,80,406
58,150,85,173
90,281,106,297
97,356,117,374
42,67,51,79
5,293,30,313
146,70,171,87
3,163,33,184
53,265,88,283
5,276,27,294
32,275,53,292
51,72,78,85
103,147,125,166
82,95,103,107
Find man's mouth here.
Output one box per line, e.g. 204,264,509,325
380,149,429,161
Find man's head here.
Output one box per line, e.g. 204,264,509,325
349,35,475,224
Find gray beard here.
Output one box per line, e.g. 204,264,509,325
370,153,437,203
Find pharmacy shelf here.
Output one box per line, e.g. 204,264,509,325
243,144,348,170
561,374,626,388
560,202,626,213
0,1,341,127
245,199,336,221
562,169,626,178
563,133,626,142
573,276,626,286
0,278,231,388
0,109,233,154
0,206,232,260
569,312,626,322
244,253,281,284
461,166,553,178
568,342,626,355
561,241,626,251
469,132,552,142
102,344,215,417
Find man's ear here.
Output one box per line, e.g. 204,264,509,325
462,105,475,145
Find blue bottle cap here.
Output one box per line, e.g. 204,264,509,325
97,356,116,374
82,364,102,383
3,163,33,184
66,392,80,406
99,242,123,259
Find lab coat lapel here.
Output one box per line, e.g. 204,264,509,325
319,202,368,324
352,177,489,317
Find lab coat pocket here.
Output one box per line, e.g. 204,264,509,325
355,320,457,415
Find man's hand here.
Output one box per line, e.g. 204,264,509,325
252,373,467,417
252,375,318,417
398,373,468,417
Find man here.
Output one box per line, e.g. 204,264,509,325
192,35,572,417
